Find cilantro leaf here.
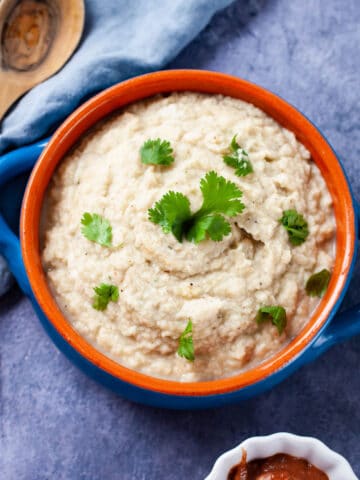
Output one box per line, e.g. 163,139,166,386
306,269,331,297
197,171,245,217
223,135,253,176
256,306,287,335
92,283,119,311
187,214,231,243
186,171,245,243
177,319,194,362
81,213,113,247
279,209,309,246
148,191,191,242
148,171,245,243
140,138,175,166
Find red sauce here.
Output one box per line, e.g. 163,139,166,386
228,450,329,480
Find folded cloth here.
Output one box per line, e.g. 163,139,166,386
0,255,14,296
0,0,233,154
0,0,233,295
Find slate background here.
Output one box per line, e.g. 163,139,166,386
1,0,359,478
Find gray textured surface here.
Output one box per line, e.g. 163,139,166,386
1,0,360,478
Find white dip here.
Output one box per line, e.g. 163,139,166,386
42,93,335,381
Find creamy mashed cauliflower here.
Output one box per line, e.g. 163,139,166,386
42,93,335,381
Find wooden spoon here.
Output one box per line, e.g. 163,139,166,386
0,0,85,120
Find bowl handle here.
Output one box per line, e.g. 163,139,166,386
306,200,360,362
0,140,48,296
307,306,360,363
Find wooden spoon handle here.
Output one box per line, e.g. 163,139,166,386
0,73,28,121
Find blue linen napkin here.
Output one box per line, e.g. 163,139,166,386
0,0,234,295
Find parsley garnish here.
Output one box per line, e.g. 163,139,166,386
279,209,309,246
81,213,113,247
223,135,253,176
177,319,194,362
256,306,287,335
92,283,119,311
140,138,175,166
306,269,331,297
148,171,245,243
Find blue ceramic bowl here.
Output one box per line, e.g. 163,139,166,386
1,71,359,409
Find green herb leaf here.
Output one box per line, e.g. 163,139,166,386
148,191,191,242
149,171,245,243
279,209,309,246
187,171,245,243
140,138,175,166
177,319,194,362
187,214,232,243
305,269,331,297
92,283,119,311
256,306,287,335
223,135,253,177
198,170,245,217
81,213,113,247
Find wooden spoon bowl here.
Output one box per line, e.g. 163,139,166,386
0,0,85,120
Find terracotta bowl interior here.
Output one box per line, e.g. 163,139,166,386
20,70,356,396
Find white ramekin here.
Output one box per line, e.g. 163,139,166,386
205,433,358,480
